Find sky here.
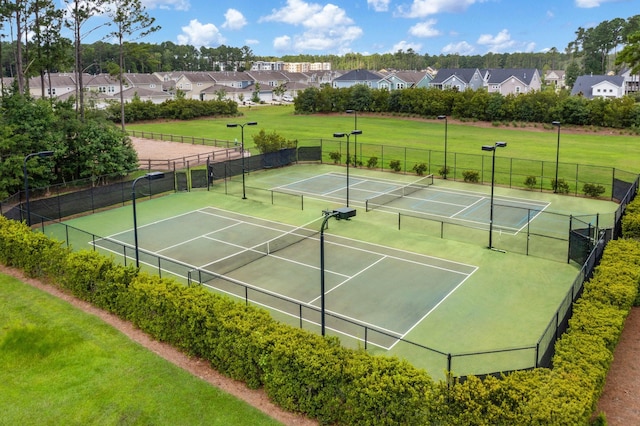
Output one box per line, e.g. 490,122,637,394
81,0,634,57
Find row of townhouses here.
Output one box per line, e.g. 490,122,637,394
14,67,639,109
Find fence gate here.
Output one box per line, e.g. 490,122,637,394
568,216,595,265
176,171,188,191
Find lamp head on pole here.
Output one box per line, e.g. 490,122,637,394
482,145,495,152
437,115,447,120
333,132,346,138
37,150,55,158
346,109,355,114
495,141,507,148
226,123,238,128
552,121,561,127
246,122,257,126
351,130,362,135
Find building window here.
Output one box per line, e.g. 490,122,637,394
150,84,156,89
515,86,521,93
47,88,56,95
108,86,115,93
99,86,106,93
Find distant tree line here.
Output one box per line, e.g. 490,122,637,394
294,85,640,130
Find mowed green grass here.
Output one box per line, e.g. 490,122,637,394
0,273,282,425
127,104,640,172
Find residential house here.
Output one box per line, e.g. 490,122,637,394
571,75,625,99
28,73,77,99
619,68,639,96
84,73,120,97
378,70,433,91
429,68,485,91
174,72,216,100
332,69,385,89
123,73,164,92
544,70,566,89
484,68,541,95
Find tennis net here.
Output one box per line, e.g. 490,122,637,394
365,174,434,212
206,219,321,276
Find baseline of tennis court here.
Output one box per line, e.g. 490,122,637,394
272,172,550,234
94,206,477,349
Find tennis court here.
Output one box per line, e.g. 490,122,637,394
95,206,477,349
272,172,550,234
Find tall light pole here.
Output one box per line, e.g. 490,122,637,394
132,172,165,268
226,122,258,199
23,150,54,226
319,207,355,336
437,115,448,179
346,109,358,167
481,142,507,250
333,130,362,207
552,121,561,193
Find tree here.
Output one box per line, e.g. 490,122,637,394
565,62,581,88
105,0,159,130
63,0,108,120
252,129,296,154
616,31,640,75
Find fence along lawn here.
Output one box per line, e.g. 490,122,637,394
126,105,640,173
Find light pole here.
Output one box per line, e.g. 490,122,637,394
319,207,355,336
333,130,362,207
132,171,165,268
346,109,358,167
437,115,448,179
23,150,54,226
552,121,561,193
481,142,507,250
226,122,258,199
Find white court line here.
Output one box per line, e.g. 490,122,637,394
451,196,487,219
391,272,476,350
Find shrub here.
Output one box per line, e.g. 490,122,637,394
389,159,402,172
583,183,606,198
412,163,427,176
524,176,537,190
438,166,450,178
329,151,341,164
552,178,570,194
462,170,480,183
366,156,378,169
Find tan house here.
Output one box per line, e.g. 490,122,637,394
484,69,542,95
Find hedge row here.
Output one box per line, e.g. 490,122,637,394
2,210,640,424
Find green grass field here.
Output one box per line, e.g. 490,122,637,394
127,104,640,172
0,273,282,425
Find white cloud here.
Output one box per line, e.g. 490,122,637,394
574,0,614,7
441,41,474,55
367,0,390,12
524,42,537,52
409,19,441,37
391,40,423,53
142,0,190,11
177,19,225,47
477,29,516,52
222,9,247,30
397,0,477,18
274,35,292,50
246,39,260,46
262,0,363,53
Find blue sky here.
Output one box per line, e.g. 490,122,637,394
89,0,633,57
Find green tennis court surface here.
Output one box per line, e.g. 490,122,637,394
95,207,477,349
272,172,549,234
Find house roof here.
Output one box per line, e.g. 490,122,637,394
333,69,384,82
571,75,625,97
124,73,163,85
484,69,538,85
430,68,479,84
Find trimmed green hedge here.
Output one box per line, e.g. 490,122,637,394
2,206,640,424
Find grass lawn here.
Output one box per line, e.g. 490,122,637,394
0,273,282,425
127,104,640,173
